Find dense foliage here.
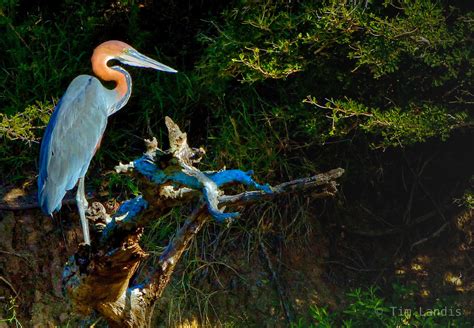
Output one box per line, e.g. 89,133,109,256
1,0,472,179
200,0,472,148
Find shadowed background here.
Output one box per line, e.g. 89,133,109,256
0,0,473,326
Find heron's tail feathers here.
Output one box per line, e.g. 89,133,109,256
38,181,66,215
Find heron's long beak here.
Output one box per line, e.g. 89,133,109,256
118,48,177,73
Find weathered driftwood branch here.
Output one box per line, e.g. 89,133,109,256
62,117,344,327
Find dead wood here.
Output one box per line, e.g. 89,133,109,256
60,117,344,327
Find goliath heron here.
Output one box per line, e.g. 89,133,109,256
38,40,176,244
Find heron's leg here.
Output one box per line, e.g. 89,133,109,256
76,177,91,245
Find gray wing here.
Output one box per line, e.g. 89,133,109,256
38,75,112,214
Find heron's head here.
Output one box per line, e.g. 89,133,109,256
92,40,177,73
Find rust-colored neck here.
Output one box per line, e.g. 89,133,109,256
91,51,128,98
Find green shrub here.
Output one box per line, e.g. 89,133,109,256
0,0,102,177
198,0,473,150
293,284,472,327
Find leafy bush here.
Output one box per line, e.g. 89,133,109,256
198,0,473,150
1,0,472,179
0,0,102,178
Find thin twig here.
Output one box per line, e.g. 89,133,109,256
410,221,451,250
260,240,294,323
347,208,443,237
0,276,19,296
324,261,384,272
0,249,32,265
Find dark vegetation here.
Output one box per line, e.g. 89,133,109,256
0,0,473,326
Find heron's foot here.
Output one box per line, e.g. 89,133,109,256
75,244,91,274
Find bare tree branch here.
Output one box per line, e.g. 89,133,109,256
60,117,345,327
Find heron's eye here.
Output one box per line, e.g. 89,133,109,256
107,59,120,67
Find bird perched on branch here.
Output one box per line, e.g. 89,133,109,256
38,40,177,245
